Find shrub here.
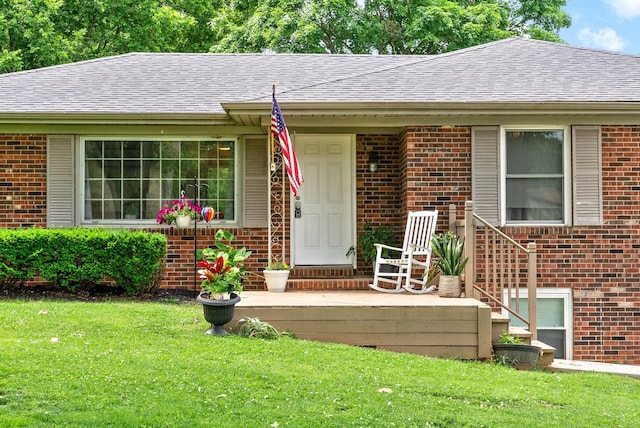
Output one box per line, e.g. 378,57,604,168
0,228,167,295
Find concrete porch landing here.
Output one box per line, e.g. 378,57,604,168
231,291,493,360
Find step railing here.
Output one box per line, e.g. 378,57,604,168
450,201,537,340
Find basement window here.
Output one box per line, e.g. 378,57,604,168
503,288,573,359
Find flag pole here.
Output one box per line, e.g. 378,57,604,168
271,85,276,171
268,86,274,264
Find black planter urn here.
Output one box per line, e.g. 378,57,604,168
196,292,241,335
493,343,541,370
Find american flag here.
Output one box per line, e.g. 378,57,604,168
271,94,303,196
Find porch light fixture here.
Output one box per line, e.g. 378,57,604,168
368,151,379,173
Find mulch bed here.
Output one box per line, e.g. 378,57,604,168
0,283,198,303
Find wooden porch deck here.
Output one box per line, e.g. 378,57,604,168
231,291,493,360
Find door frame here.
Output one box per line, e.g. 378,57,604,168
290,134,356,267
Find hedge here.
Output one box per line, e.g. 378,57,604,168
0,228,167,295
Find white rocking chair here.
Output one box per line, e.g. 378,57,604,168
368,210,438,294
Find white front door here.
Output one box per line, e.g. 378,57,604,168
293,134,354,265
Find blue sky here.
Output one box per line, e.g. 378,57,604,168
560,0,640,55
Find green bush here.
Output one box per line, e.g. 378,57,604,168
0,228,167,295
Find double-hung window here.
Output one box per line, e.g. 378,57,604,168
472,125,601,227
81,138,238,223
504,127,569,224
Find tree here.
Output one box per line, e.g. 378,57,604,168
0,0,571,73
0,0,221,73
208,0,570,54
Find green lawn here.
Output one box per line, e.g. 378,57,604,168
1,299,638,427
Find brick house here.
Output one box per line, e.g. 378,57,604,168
1,37,639,364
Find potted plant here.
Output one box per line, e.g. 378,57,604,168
346,223,395,269
123,202,138,219
196,229,251,335
493,332,541,370
156,195,202,228
263,259,290,292
430,231,469,297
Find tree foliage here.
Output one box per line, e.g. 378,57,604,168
210,0,570,54
0,0,570,73
0,0,220,73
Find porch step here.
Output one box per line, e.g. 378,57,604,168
509,326,533,345
289,265,358,279
287,277,371,290
281,266,372,291
490,314,535,344
491,312,510,344
532,340,556,367
490,314,556,367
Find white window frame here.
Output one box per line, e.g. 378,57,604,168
500,126,572,226
78,136,241,227
502,288,573,360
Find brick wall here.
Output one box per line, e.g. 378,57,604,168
410,125,640,364
0,134,47,227
401,126,472,232
158,226,270,291
356,135,402,273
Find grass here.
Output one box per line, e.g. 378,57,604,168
1,299,639,427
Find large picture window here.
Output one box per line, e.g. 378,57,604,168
504,128,568,224
82,138,237,223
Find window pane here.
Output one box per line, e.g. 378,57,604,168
142,200,161,219
85,141,103,158
506,130,563,174
87,201,102,219
162,160,179,178
506,177,563,221
143,141,160,158
181,159,198,179
123,201,140,219
123,160,140,178
505,129,564,223
162,180,181,199
181,141,198,158
104,180,121,199
161,141,180,157
538,330,566,359
509,297,565,327
123,141,141,158
103,200,120,219
143,160,160,179
200,141,218,157
104,143,121,159
142,180,160,199
86,160,103,179
123,180,141,199
104,160,121,178
87,180,102,199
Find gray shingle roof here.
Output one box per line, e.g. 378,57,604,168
1,37,640,117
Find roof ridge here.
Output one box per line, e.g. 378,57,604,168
252,38,521,101
242,55,434,102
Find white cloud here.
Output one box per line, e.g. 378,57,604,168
578,27,626,51
604,0,640,19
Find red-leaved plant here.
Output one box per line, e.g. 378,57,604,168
197,229,251,300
